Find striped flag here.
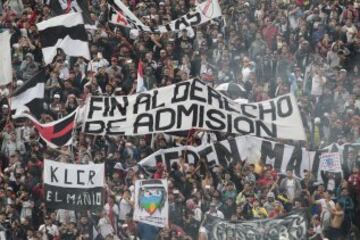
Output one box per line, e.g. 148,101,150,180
36,12,90,64
10,69,46,118
14,111,77,149
136,60,147,93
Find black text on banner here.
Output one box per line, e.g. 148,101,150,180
43,160,105,210
136,135,319,181
82,79,306,140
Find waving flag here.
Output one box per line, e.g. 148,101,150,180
37,13,90,64
14,111,77,148
10,69,46,118
136,61,147,93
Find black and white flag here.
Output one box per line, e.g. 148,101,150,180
10,69,46,118
46,0,94,25
37,12,91,64
108,0,222,33
136,135,321,181
44,159,105,210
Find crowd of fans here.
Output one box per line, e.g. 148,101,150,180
0,0,360,239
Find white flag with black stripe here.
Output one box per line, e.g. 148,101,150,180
10,69,46,118
37,12,90,64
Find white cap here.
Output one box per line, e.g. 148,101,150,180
314,117,321,124
16,80,24,86
54,94,60,99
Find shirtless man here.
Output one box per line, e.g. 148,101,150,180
324,202,345,240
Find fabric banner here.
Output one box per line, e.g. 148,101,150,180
36,12,90,64
320,152,342,173
135,135,321,181
108,0,222,33
133,179,168,227
0,30,12,86
82,79,306,140
202,210,308,240
322,142,360,175
14,111,77,149
43,160,105,210
10,69,46,118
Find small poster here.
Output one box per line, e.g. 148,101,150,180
320,152,342,172
133,179,168,227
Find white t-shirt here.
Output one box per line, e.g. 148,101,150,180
311,74,326,96
118,198,132,221
317,198,335,216
242,67,252,83
98,217,114,238
286,179,296,201
194,207,202,222
104,203,119,219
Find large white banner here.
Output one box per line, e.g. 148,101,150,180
108,0,222,32
133,179,168,227
0,31,12,86
82,79,306,140
43,160,105,210
135,135,320,181
135,136,358,183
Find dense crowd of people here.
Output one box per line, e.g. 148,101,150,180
0,0,360,239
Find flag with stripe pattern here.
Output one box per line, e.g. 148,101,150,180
136,60,147,93
14,111,77,149
37,12,90,64
10,69,46,118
